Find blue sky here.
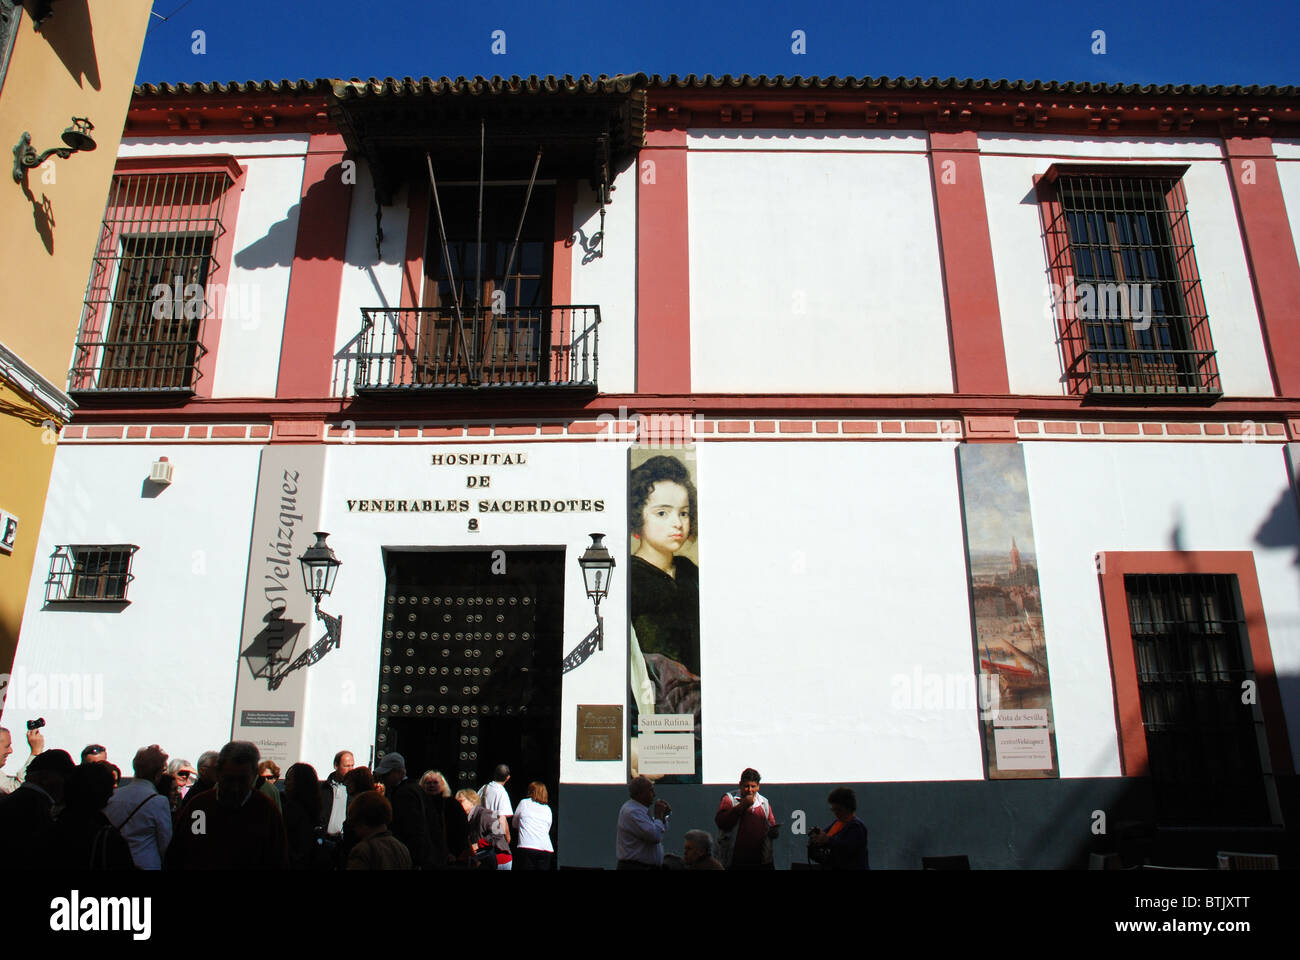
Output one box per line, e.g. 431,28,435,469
137,0,1298,87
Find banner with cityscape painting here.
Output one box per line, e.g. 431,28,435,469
957,444,1059,779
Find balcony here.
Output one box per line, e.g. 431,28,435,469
1067,346,1222,400
69,334,205,397
354,305,599,393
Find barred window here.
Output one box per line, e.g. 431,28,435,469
1039,167,1220,398
71,162,238,395
1124,573,1274,826
45,545,139,603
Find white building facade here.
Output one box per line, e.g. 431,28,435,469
4,75,1299,868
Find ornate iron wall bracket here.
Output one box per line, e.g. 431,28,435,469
268,606,342,690
562,619,603,674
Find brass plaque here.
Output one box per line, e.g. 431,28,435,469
576,705,623,761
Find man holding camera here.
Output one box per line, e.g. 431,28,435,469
0,723,45,796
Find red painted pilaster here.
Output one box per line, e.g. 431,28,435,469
276,133,351,398
928,130,1010,395
551,180,576,370
552,179,575,306
636,128,691,393
1223,136,1300,397
197,163,245,398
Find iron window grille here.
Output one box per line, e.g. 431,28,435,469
1039,168,1221,398
1123,573,1276,826
70,168,234,395
45,544,139,603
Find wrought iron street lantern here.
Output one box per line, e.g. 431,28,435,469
299,531,341,604
251,532,344,691
578,532,615,605
563,534,616,673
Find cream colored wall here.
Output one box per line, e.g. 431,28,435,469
0,0,152,384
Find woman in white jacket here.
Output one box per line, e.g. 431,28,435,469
512,780,554,870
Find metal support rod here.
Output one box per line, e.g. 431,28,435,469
426,152,475,378
475,120,485,312
500,147,543,308
472,120,486,384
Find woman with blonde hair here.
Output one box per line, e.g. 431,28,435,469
512,780,554,870
456,788,510,869
419,769,451,797
418,769,461,867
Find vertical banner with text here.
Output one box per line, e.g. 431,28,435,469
231,446,327,768
628,447,702,783
957,443,1059,779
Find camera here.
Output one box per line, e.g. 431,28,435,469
26,717,45,731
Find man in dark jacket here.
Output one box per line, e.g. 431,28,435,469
319,749,353,838
375,752,432,869
48,762,135,869
0,749,76,863
164,741,287,870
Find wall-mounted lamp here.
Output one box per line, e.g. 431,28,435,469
563,533,617,673
264,532,343,690
13,117,96,185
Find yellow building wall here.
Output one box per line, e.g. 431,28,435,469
0,0,152,673
0,0,152,383
0,389,57,673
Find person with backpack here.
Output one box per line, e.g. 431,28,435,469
103,744,172,869
50,762,135,869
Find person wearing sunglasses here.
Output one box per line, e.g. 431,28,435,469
80,744,108,764
164,759,196,813
257,760,283,813
168,759,196,795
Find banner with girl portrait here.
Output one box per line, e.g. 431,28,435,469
627,447,702,783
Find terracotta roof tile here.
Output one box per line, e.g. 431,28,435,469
134,74,1297,100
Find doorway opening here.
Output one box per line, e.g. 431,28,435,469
376,547,565,836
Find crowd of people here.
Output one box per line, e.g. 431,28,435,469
0,726,552,870
1,726,866,869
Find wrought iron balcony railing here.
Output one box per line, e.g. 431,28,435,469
355,305,600,392
1068,346,1222,398
68,335,206,395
